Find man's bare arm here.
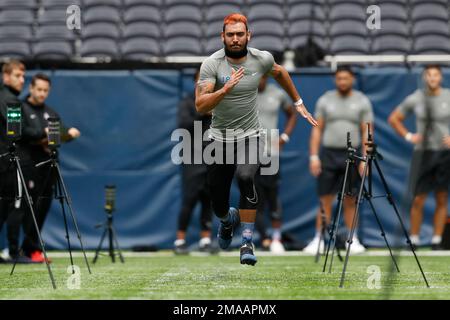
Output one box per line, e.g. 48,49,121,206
309,117,324,157
270,63,318,127
195,67,245,114
388,109,408,137
388,109,422,144
309,117,324,177
195,81,224,114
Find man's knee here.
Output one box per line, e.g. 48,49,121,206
435,191,448,207
236,170,254,186
412,194,427,209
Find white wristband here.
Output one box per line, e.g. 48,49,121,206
310,154,320,162
280,133,290,143
405,132,413,142
294,98,303,107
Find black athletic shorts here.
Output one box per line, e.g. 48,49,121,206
255,165,280,213
317,147,361,197
410,150,450,195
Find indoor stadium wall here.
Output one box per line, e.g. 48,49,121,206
1,67,448,250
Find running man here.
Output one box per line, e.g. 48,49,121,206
195,13,317,265
388,65,450,250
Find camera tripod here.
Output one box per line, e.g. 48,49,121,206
1,142,56,289
11,148,92,282
323,126,429,288
92,208,124,264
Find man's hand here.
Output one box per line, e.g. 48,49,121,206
309,158,322,177
358,161,366,177
406,133,423,144
223,67,245,94
68,127,81,139
443,135,450,148
296,103,318,127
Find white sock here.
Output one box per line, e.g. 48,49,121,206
272,229,281,241
410,235,420,245
431,235,442,245
314,230,321,239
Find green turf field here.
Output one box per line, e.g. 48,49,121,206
0,252,449,300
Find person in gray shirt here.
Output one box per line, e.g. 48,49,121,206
389,65,450,250
304,66,373,255
254,75,297,253
196,13,317,265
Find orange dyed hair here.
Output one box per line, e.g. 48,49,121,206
223,13,248,32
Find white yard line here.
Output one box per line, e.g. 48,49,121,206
44,250,450,258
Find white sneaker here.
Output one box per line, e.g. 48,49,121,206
270,240,285,254
346,237,366,254
198,237,211,249
303,236,324,255
0,248,10,260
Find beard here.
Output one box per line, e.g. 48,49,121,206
338,87,352,96
224,41,248,59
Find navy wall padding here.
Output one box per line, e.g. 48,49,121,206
1,67,449,250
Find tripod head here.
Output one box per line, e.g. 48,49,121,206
346,132,365,162
346,132,357,153
365,123,383,161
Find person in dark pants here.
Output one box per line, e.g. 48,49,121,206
17,73,80,262
196,13,317,265
389,65,450,250
254,75,297,253
0,60,44,263
305,66,373,255
174,70,213,254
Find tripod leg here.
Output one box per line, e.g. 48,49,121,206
323,159,352,273
362,186,400,273
339,157,369,288
111,225,125,263
13,158,56,289
33,163,53,222
323,191,343,272
108,224,115,263
54,164,92,274
55,177,75,273
315,203,326,263
93,227,107,264
10,171,22,276
373,159,430,287
315,230,323,263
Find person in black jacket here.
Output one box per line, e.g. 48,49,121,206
174,70,213,254
17,73,80,262
0,61,44,263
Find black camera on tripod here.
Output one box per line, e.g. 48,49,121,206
93,185,124,264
